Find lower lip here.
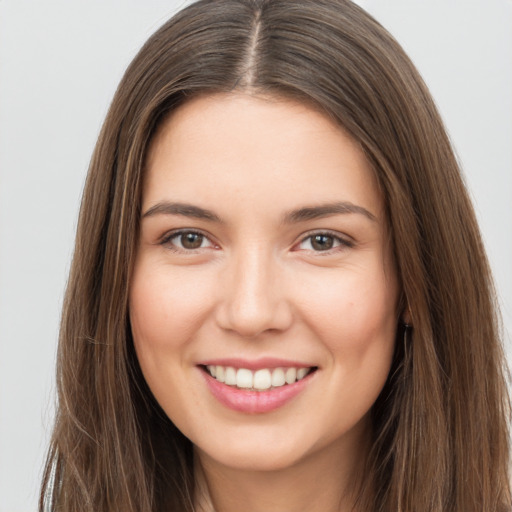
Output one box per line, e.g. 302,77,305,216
201,369,314,414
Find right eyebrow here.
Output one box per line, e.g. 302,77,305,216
142,201,223,223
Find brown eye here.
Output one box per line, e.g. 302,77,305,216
310,234,334,251
296,232,352,253
161,230,214,251
180,232,204,249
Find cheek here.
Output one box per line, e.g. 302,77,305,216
296,262,398,371
129,263,215,353
128,262,216,418
128,263,220,419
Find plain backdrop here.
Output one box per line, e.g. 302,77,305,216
0,1,511,510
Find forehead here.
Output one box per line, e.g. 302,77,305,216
143,93,383,220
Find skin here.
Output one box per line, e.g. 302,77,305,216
130,93,400,512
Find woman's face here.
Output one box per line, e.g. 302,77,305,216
130,93,399,472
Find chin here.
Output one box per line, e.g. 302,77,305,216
192,417,366,475
196,442,310,473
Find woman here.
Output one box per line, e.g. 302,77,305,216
40,1,511,511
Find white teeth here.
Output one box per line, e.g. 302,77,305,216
206,365,313,390
297,368,308,380
253,369,272,390
216,365,225,383
285,367,297,384
236,368,253,388
225,366,237,385
271,368,285,387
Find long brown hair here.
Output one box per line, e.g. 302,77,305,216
40,1,511,510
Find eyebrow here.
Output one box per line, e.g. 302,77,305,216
142,200,376,223
282,201,377,223
142,202,222,222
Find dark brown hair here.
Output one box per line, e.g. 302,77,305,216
40,1,511,511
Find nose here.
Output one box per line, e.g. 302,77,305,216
215,248,293,338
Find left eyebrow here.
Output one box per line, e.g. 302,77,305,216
282,201,377,224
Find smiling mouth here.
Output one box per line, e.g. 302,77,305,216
201,365,317,392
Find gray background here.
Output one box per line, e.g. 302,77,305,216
1,1,511,510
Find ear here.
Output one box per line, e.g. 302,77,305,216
402,307,412,326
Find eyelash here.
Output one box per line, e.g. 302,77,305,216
159,229,353,254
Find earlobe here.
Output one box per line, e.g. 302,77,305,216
401,306,412,327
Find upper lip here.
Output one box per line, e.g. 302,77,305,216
197,357,316,371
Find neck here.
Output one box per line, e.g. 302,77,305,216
194,424,371,512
